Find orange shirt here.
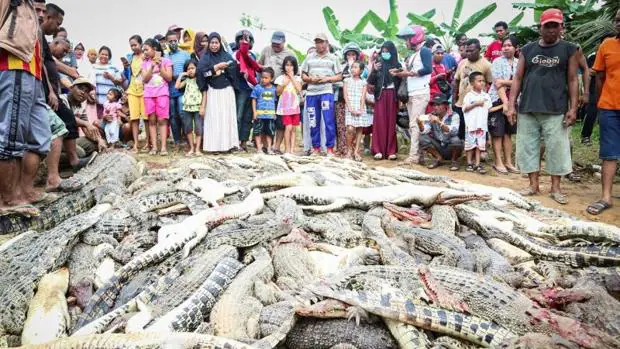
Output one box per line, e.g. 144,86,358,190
0,39,42,80
593,37,620,110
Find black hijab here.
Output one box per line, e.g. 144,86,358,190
379,41,400,88
197,32,237,90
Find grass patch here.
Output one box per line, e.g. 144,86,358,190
570,120,600,166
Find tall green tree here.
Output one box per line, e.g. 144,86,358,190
406,0,498,48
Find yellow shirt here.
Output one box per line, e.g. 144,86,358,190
454,58,493,107
126,55,144,96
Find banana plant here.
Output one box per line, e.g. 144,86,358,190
322,0,403,49
406,0,498,48
478,11,526,39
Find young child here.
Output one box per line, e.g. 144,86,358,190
462,71,492,174
251,68,277,154
275,56,303,154
102,88,123,148
343,61,371,161
175,60,203,156
142,38,173,156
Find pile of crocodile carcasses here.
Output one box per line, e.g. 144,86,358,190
0,152,619,349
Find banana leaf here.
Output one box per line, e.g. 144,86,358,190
407,12,443,35
457,3,497,34
341,30,384,44
286,44,306,65
451,0,464,30
387,0,399,29
366,10,389,35
322,7,342,42
421,9,436,19
509,11,525,27
353,11,372,34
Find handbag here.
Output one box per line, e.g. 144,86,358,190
434,67,451,95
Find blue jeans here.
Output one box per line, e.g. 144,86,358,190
235,89,253,142
169,95,184,144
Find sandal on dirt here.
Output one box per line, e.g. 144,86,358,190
149,149,158,156
566,172,581,182
506,166,521,174
0,204,40,217
586,200,612,215
465,164,475,172
519,187,539,197
374,153,383,160
492,165,509,175
449,161,460,171
353,154,362,162
387,154,397,161
427,160,442,169
549,192,568,205
476,165,487,175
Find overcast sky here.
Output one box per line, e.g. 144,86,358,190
54,0,533,68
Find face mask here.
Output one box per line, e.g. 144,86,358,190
381,52,391,61
168,41,178,52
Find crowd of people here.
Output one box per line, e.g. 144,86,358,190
0,1,619,217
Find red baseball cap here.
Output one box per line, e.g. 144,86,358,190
540,8,564,25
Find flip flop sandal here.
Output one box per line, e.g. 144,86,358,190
31,192,59,205
492,165,509,175
374,153,383,160
0,204,40,217
149,149,158,156
160,151,169,156
427,160,442,169
476,165,487,174
72,152,98,173
586,200,612,215
506,167,521,174
549,192,568,205
354,154,363,162
465,164,475,172
450,162,460,171
519,188,539,197
387,154,397,161
58,179,84,192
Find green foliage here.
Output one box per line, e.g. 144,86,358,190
407,1,497,48
286,44,307,65
510,0,618,56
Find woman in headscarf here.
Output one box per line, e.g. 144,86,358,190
335,42,362,157
179,28,195,54
367,41,401,160
197,32,240,153
191,32,207,61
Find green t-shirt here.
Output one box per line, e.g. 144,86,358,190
183,78,202,112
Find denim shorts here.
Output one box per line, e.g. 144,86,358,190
599,109,620,160
181,110,203,136
0,70,51,159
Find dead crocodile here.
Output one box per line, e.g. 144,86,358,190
455,204,620,267
20,268,70,346
262,184,490,213
0,203,111,340
17,332,256,348
145,257,244,332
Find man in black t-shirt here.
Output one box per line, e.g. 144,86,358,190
507,8,579,205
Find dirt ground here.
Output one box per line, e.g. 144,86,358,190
135,150,619,226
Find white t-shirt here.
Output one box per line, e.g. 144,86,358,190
274,75,302,115
463,90,492,132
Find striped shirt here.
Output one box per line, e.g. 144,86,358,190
0,40,42,80
301,52,342,96
167,50,190,97
93,63,121,105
